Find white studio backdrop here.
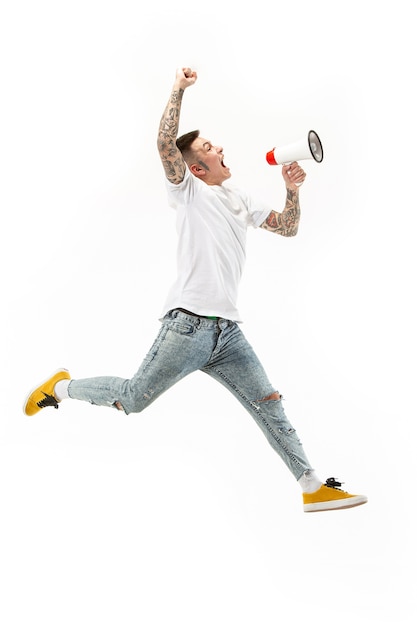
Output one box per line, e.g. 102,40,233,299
1,1,416,625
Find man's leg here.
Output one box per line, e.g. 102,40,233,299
68,312,220,413
24,311,218,416
202,321,368,511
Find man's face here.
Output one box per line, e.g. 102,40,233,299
190,137,231,185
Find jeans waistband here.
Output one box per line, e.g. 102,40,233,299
176,308,219,320
168,308,234,329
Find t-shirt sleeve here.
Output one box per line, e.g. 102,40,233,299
165,168,198,209
243,192,273,228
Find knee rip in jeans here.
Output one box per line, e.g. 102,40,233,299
258,391,282,402
114,401,124,411
250,391,282,411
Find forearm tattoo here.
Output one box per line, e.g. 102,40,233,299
261,188,301,237
157,88,186,184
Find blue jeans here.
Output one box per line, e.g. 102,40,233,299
68,309,313,480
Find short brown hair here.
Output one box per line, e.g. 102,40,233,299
176,130,200,163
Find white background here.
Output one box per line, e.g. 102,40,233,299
1,1,416,624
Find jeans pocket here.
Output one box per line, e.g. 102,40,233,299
168,320,196,336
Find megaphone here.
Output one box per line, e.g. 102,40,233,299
266,130,323,165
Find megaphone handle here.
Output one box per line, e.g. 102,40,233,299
284,162,303,187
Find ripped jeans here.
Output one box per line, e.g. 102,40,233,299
68,309,313,480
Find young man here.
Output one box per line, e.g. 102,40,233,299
24,68,367,513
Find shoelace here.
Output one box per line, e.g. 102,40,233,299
325,477,345,490
37,392,59,410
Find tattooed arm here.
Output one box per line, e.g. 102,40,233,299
260,187,301,237
260,162,306,237
157,67,197,185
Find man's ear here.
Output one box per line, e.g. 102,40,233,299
190,163,206,178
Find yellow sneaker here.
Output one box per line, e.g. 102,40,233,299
303,477,368,512
23,369,71,416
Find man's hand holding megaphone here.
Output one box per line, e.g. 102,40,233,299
282,162,306,189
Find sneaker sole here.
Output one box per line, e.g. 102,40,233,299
304,494,368,512
23,368,70,416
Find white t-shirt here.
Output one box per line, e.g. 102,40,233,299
160,168,272,322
